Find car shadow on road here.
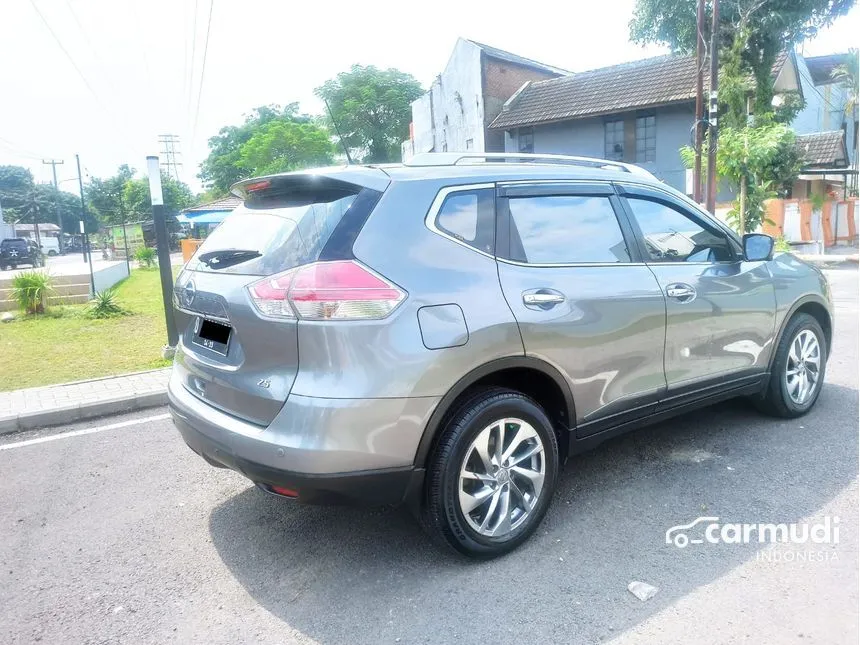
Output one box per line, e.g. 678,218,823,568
208,384,858,644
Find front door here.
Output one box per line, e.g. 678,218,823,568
617,184,776,407
494,182,667,436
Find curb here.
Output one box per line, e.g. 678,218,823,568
0,389,168,436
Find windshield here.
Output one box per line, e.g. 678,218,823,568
187,192,358,275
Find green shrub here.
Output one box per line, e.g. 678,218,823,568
11,270,53,314
774,236,792,253
86,288,127,319
135,246,157,268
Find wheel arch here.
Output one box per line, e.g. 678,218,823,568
414,356,576,469
769,295,833,372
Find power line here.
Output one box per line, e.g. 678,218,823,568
186,0,200,126
28,0,104,109
190,0,215,152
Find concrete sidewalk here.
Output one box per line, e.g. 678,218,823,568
0,368,170,434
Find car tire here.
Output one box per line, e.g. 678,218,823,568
755,313,826,418
421,387,559,559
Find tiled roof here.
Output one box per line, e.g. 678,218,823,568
490,55,705,129
795,130,848,168
490,52,794,130
804,53,852,85
181,195,241,213
467,40,571,76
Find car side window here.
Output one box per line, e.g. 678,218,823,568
435,188,495,254
505,195,630,264
625,197,734,263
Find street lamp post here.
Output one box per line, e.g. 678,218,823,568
146,155,178,355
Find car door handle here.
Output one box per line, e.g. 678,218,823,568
665,283,697,302
522,289,565,308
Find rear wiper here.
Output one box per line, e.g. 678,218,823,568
198,248,261,269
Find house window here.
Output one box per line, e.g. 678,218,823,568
519,127,534,153
635,114,656,163
604,120,624,161
465,138,474,151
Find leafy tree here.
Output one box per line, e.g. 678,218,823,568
630,0,854,120
198,104,304,194
1,165,97,233
238,119,335,176
86,165,135,225
681,121,801,232
121,174,194,221
0,165,36,220
86,166,193,225
315,65,423,163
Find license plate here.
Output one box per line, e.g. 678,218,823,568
192,317,231,355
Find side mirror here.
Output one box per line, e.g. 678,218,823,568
742,233,774,262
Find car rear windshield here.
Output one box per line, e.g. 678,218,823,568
187,179,377,276
1,239,27,249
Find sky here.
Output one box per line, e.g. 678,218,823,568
1,0,858,195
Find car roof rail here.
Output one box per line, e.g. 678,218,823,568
404,152,656,179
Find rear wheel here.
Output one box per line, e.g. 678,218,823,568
756,313,826,418
422,388,559,558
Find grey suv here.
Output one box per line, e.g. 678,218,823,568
169,153,833,558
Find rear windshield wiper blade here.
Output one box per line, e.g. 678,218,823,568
198,248,261,269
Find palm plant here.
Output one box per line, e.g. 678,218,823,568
86,288,126,318
11,270,53,315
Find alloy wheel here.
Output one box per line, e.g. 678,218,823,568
785,329,821,405
458,417,546,537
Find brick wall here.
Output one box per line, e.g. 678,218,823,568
482,57,559,152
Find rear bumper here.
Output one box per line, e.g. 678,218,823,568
167,369,436,505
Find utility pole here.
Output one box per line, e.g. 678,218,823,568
28,190,43,251
42,159,65,253
693,0,705,203
704,0,720,215
158,134,183,181
146,155,178,354
75,154,95,293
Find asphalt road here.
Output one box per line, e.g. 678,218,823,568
1,269,857,645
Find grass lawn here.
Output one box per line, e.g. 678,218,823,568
0,268,176,391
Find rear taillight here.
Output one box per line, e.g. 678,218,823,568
246,260,405,321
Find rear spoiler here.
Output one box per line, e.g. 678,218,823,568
230,166,391,200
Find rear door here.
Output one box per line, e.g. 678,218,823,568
173,174,384,426
616,183,776,406
495,181,667,436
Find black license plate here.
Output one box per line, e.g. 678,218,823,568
192,318,231,355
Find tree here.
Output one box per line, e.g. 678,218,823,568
0,165,36,220
1,165,98,233
198,104,304,194
86,164,135,225
121,173,194,220
630,0,855,119
682,121,802,232
238,119,335,176
832,48,858,194
87,166,193,225
315,65,423,163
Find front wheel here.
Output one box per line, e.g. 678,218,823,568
755,313,826,418
422,388,559,558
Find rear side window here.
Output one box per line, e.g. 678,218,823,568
434,188,495,254
506,195,630,264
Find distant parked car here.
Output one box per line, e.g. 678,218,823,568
0,238,43,270
39,237,60,256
